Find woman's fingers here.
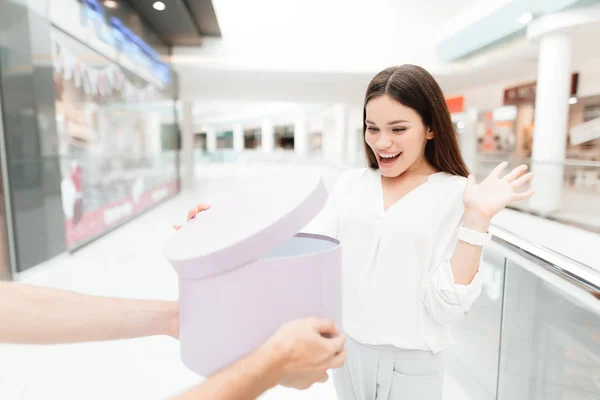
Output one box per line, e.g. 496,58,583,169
175,203,211,229
503,164,528,183
187,203,211,221
511,189,535,202
490,161,509,178
510,171,533,188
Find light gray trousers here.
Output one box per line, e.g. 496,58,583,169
332,337,444,400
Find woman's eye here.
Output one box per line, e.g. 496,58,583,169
367,127,379,132
392,128,406,133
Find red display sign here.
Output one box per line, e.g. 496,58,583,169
65,179,179,248
446,96,464,114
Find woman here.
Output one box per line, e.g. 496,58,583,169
305,65,534,399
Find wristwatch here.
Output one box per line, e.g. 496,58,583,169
457,225,492,246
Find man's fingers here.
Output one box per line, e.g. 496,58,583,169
312,318,338,336
329,348,347,369
318,372,329,383
327,333,347,354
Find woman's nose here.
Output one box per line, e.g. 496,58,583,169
375,138,392,149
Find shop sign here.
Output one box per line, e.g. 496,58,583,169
570,116,600,146
503,73,579,106
503,82,536,105
81,0,171,85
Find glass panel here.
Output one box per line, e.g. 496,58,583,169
0,73,11,281
50,30,179,250
497,260,600,400
444,247,507,400
475,157,600,233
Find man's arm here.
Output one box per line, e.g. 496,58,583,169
0,282,178,344
173,318,347,400
173,340,284,400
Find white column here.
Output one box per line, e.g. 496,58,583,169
233,124,244,152
333,104,348,165
346,110,363,167
294,114,309,157
206,126,217,153
261,120,274,153
181,101,195,189
460,108,479,175
529,33,571,215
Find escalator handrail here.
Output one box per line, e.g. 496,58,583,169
491,224,600,295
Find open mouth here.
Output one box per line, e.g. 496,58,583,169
378,152,401,167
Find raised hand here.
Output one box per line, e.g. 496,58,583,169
172,203,211,230
463,162,534,222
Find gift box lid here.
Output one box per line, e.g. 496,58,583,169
164,172,328,279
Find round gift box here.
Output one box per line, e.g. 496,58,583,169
165,173,342,377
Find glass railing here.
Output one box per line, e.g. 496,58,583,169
445,229,600,400
475,156,600,233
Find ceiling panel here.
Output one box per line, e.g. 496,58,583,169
120,0,221,46
184,0,221,37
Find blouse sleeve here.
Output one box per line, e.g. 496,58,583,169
419,186,483,326
300,170,353,239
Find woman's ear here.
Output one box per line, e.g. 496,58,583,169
426,128,434,140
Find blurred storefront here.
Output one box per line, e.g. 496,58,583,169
0,0,180,277
567,94,600,161
474,74,598,160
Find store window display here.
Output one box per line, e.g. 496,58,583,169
52,31,178,249
244,127,262,149
216,131,234,149
567,94,600,161
475,107,518,156
274,125,295,150
310,132,323,155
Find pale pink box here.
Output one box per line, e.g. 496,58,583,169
164,172,342,377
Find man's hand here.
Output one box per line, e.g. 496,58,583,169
266,317,347,389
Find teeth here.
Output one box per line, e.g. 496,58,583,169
379,153,399,158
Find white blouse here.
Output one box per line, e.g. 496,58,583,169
302,167,482,353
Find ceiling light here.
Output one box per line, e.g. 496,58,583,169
519,12,533,24
153,1,166,11
569,97,578,105
103,0,118,8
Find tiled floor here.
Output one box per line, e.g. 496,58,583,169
0,162,492,399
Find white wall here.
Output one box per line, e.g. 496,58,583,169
575,55,600,98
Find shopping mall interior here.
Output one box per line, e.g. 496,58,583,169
0,0,599,399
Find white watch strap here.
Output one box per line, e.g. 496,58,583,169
457,226,492,246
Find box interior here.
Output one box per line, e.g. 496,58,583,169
262,235,338,259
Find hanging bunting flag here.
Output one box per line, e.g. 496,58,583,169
52,39,158,101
